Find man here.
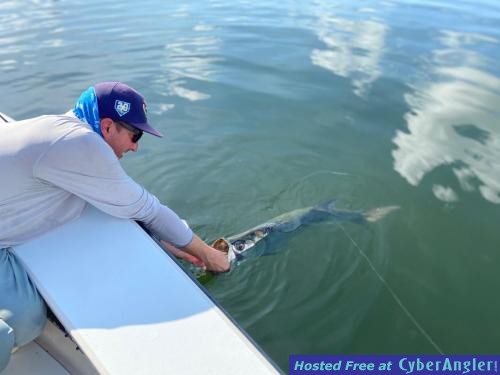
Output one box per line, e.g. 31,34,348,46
0,81,229,371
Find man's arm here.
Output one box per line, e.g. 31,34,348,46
35,129,229,271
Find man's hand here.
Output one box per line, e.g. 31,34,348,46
199,246,231,273
161,240,205,268
161,235,230,273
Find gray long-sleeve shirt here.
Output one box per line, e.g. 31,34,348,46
0,113,193,247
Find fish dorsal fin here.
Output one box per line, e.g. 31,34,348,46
315,199,336,212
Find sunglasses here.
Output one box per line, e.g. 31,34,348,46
115,121,143,143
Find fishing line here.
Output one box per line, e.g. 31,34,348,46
335,221,444,354
278,169,352,198
282,169,443,351
272,170,352,208
291,169,351,189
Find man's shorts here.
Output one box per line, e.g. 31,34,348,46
0,247,47,371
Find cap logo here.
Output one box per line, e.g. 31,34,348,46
115,100,130,117
143,102,148,117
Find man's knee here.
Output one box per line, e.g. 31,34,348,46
10,297,47,347
0,319,15,372
0,249,47,347
0,283,47,347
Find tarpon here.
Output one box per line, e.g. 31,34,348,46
212,201,399,264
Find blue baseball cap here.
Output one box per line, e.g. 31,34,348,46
94,81,163,137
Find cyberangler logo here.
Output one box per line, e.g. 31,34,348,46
115,100,130,117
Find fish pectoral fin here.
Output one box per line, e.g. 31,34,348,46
274,219,302,233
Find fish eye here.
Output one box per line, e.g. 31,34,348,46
233,240,246,251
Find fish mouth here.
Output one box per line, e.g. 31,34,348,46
212,238,230,253
211,238,237,263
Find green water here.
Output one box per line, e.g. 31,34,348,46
1,0,500,370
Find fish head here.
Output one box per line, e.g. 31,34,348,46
212,226,272,265
228,227,270,260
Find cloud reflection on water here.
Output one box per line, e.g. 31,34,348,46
161,34,221,101
310,9,388,97
392,30,500,204
156,9,222,103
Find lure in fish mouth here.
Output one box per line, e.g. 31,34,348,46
211,200,399,265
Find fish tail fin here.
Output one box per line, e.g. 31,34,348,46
363,205,400,222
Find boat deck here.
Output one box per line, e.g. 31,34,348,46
11,206,280,374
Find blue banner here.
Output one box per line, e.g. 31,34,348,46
289,355,500,375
